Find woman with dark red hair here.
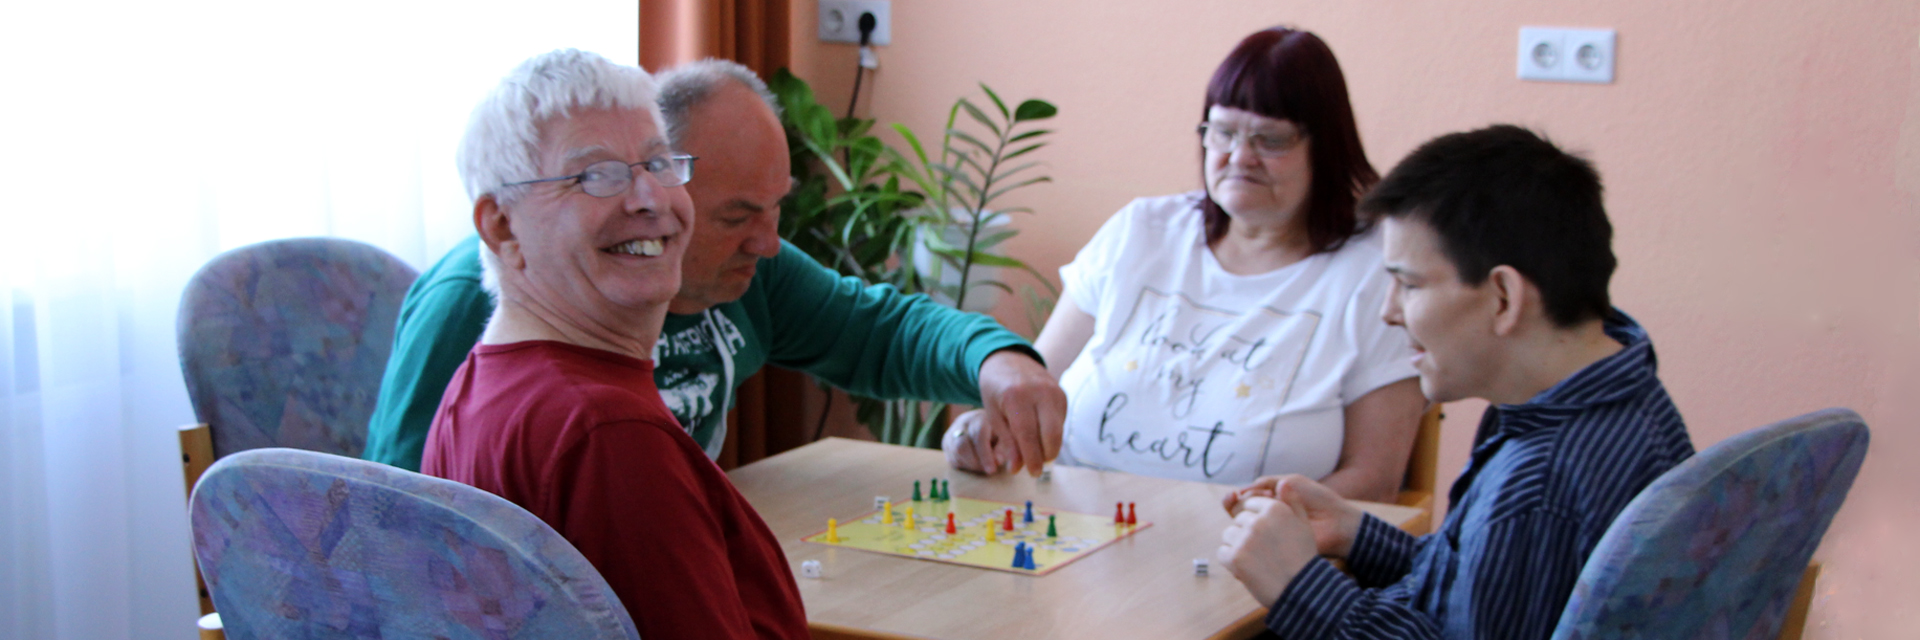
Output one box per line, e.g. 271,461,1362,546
945,27,1425,501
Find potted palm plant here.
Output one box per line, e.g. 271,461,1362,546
769,69,1058,448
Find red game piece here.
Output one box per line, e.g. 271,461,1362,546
1126,502,1137,526
1003,508,1015,531
1114,502,1125,524
946,512,957,534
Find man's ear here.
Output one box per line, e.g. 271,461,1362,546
1487,265,1529,336
474,195,524,270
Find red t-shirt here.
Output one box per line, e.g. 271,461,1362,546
422,340,808,640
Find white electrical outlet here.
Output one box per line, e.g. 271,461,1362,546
819,0,890,45
1518,27,1615,84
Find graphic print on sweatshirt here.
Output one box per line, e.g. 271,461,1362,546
654,311,746,436
1062,287,1319,481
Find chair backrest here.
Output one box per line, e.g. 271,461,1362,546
1552,408,1869,640
189,448,640,640
178,237,417,459
1392,405,1443,534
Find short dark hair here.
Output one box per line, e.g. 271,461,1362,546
1360,125,1615,327
1200,27,1379,252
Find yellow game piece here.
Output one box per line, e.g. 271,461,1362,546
905,506,916,530
827,518,839,543
986,523,997,542
882,501,893,525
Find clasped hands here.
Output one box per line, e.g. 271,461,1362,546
1217,474,1366,606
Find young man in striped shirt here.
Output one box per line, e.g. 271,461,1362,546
1216,125,1694,639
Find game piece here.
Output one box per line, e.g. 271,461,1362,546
1047,514,1057,537
912,481,922,501
930,476,940,500
1022,546,1038,570
1024,500,1034,523
905,506,916,530
801,559,822,579
941,479,951,500
1127,502,1137,526
1003,508,1015,531
1012,543,1028,570
827,518,840,543
874,495,890,509
882,501,893,525
946,513,957,535
986,523,997,542
1114,502,1125,524
1193,558,1209,577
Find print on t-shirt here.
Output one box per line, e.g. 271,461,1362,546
1066,287,1319,480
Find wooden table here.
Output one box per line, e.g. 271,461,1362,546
729,438,1423,640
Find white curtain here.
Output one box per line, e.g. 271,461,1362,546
0,2,640,638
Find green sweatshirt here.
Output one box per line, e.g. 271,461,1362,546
362,237,1034,471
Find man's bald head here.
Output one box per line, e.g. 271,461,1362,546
656,61,792,314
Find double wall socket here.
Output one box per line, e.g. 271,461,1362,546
818,0,890,45
1518,27,1615,84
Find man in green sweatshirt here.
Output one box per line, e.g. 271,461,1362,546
364,59,1065,474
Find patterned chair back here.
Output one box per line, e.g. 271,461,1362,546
179,237,417,458
1552,408,1869,639
190,448,640,639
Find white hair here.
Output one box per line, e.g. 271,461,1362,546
457,49,666,295
655,59,782,149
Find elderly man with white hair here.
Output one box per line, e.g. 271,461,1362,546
420,50,809,640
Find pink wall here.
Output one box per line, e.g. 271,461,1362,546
789,1,1920,636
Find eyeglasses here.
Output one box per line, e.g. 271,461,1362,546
504,154,698,197
1197,123,1307,158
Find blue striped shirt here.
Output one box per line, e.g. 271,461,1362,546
1264,311,1694,639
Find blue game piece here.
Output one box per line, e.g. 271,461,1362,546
1011,543,1026,569
1023,545,1038,570
1024,500,1034,523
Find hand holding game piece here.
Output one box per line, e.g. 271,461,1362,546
1216,496,1318,606
976,350,1068,477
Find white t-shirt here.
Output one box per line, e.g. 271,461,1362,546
1055,192,1418,485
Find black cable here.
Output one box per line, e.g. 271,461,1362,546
844,11,877,121
845,66,864,121
842,11,879,170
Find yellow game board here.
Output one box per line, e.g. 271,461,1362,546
801,496,1150,576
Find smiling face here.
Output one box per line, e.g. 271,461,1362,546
493,106,694,327
1203,105,1312,223
1380,216,1502,403
668,82,791,314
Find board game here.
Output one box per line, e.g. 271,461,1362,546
801,491,1150,576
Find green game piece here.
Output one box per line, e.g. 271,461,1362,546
939,479,950,500
1047,514,1057,537
912,480,922,501
930,476,941,500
